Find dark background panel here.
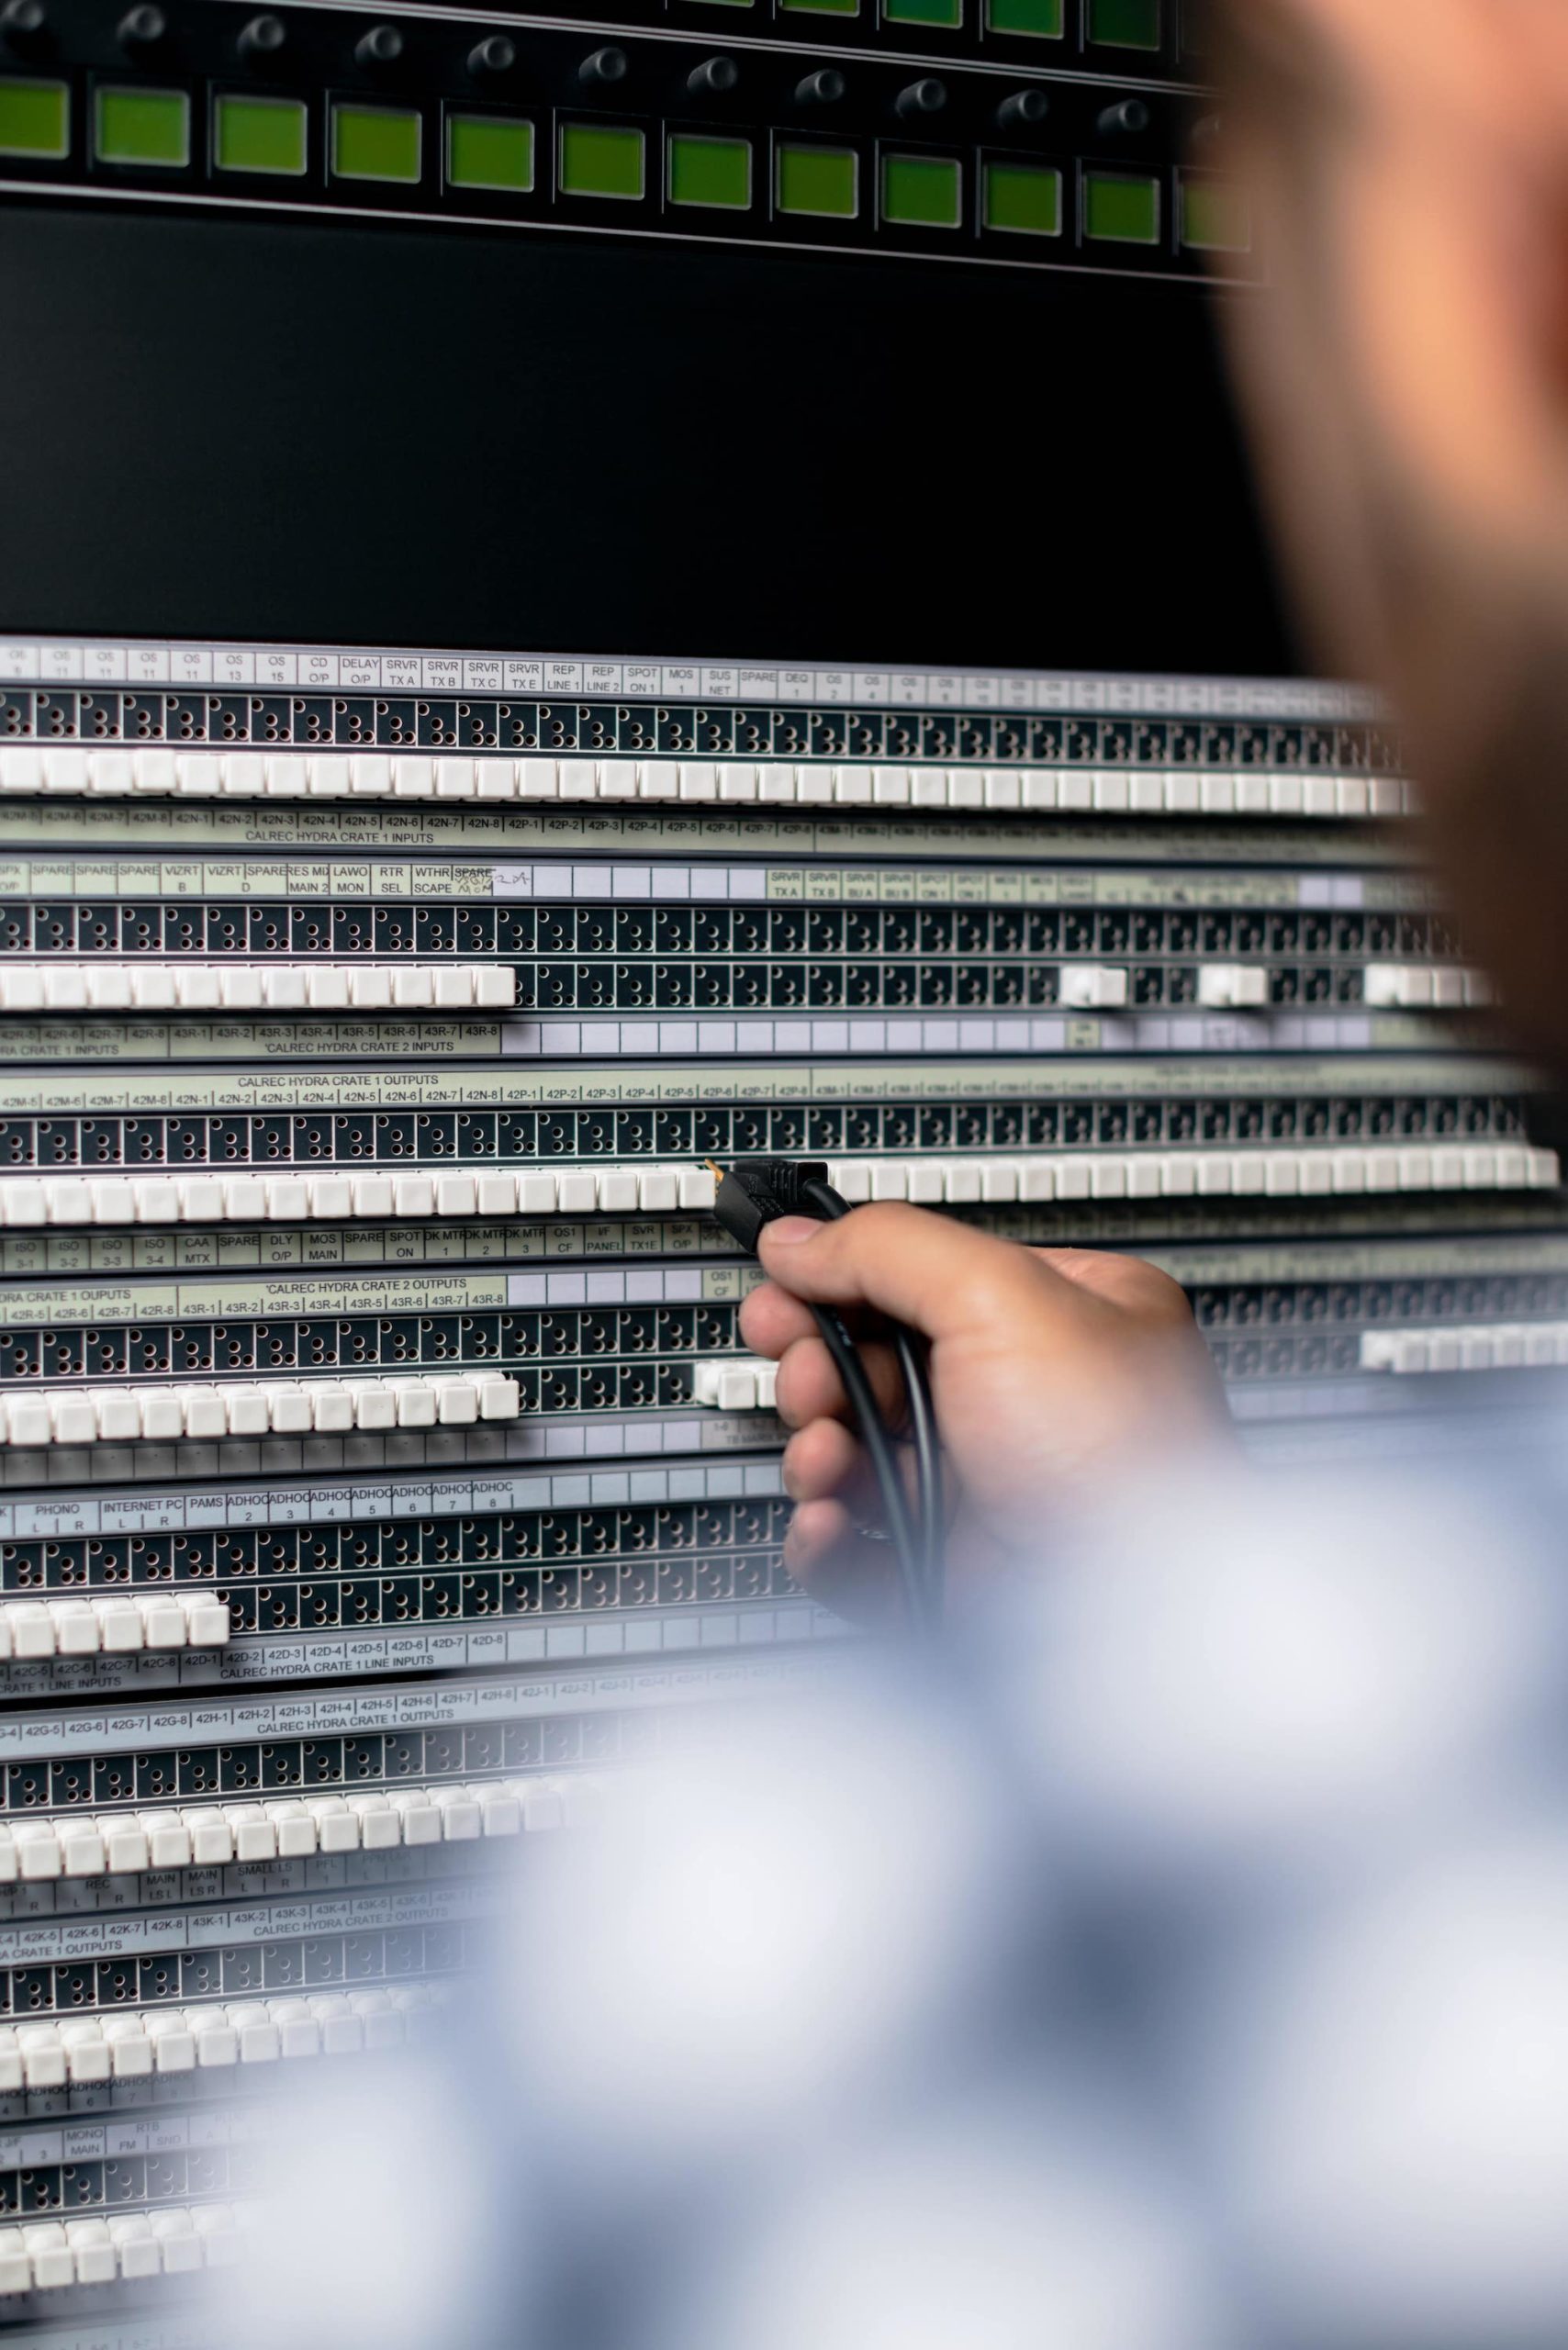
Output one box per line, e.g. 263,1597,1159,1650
0,201,1296,673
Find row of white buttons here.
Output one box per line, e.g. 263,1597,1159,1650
0,1992,439,2093
1361,962,1491,1008
0,1592,228,1657
0,1374,523,1449
0,2205,252,2292
0,1163,719,1228
1194,964,1280,1009
722,1324,1568,1392
827,1144,1559,1204
0,744,1407,817
0,1777,576,1878
1068,962,1478,1013
1361,1322,1568,1374
692,1360,780,1414
3,1150,1542,1236
1058,963,1130,1009
0,960,515,1013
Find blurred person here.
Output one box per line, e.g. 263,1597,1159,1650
228,7,1568,2349
750,0,1568,1603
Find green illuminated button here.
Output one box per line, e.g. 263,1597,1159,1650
0,76,68,159
776,142,857,218
1087,0,1159,45
214,93,306,175
95,86,188,167
985,0,1061,32
448,113,533,191
332,103,420,183
781,0,858,17
1083,168,1159,243
884,0,961,25
881,151,960,229
559,120,644,199
1181,174,1250,252
983,159,1059,235
668,132,749,209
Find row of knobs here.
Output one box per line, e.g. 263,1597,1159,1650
0,0,1150,129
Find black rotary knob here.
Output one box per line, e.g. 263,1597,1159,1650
238,12,285,60
355,22,404,66
0,0,48,50
468,32,515,74
795,67,845,105
118,4,165,50
1096,96,1149,134
578,44,626,84
997,87,1049,129
687,54,738,97
895,76,946,118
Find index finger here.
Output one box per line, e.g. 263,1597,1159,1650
755,1203,1094,1346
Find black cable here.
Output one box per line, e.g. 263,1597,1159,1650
803,1297,930,1639
708,1158,945,1637
801,1178,945,1630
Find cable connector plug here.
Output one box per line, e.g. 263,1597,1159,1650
707,1158,831,1254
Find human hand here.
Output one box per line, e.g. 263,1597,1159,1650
739,1204,1233,1613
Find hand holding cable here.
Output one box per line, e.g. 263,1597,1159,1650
710,1160,944,1638
735,1197,1235,1622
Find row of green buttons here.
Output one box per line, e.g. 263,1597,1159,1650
768,154,1247,246
698,0,1162,42
0,82,1247,249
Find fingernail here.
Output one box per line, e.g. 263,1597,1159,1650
760,1216,819,1247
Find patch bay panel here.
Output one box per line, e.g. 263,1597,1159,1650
0,1140,1551,1232
0,1887,503,2010
0,886,1462,966
0,1553,801,1676
0,2201,249,2292
0,1416,784,1495
0,1057,1540,1169
0,1477,802,1690
0,746,1404,819
719,1237,1568,1391
0,1378,523,1452
0,2136,273,2221
0,1011,1463,1065
0,1835,542,1931
0,682,1395,779
0,0,1468,2277
0,953,1486,1023
0,1648,846,1774
0,1494,808,1684
0,1698,742,1816
1361,1322,1568,1375
12,1247,1568,1459
0,1988,441,2088
0,1494,792,1594
0,1291,742,1382
0,1778,575,1883
0,2081,399,2179
0,966,515,1015
0,643,1555,2338
0,1137,1547,1218
7,1248,1562,1483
